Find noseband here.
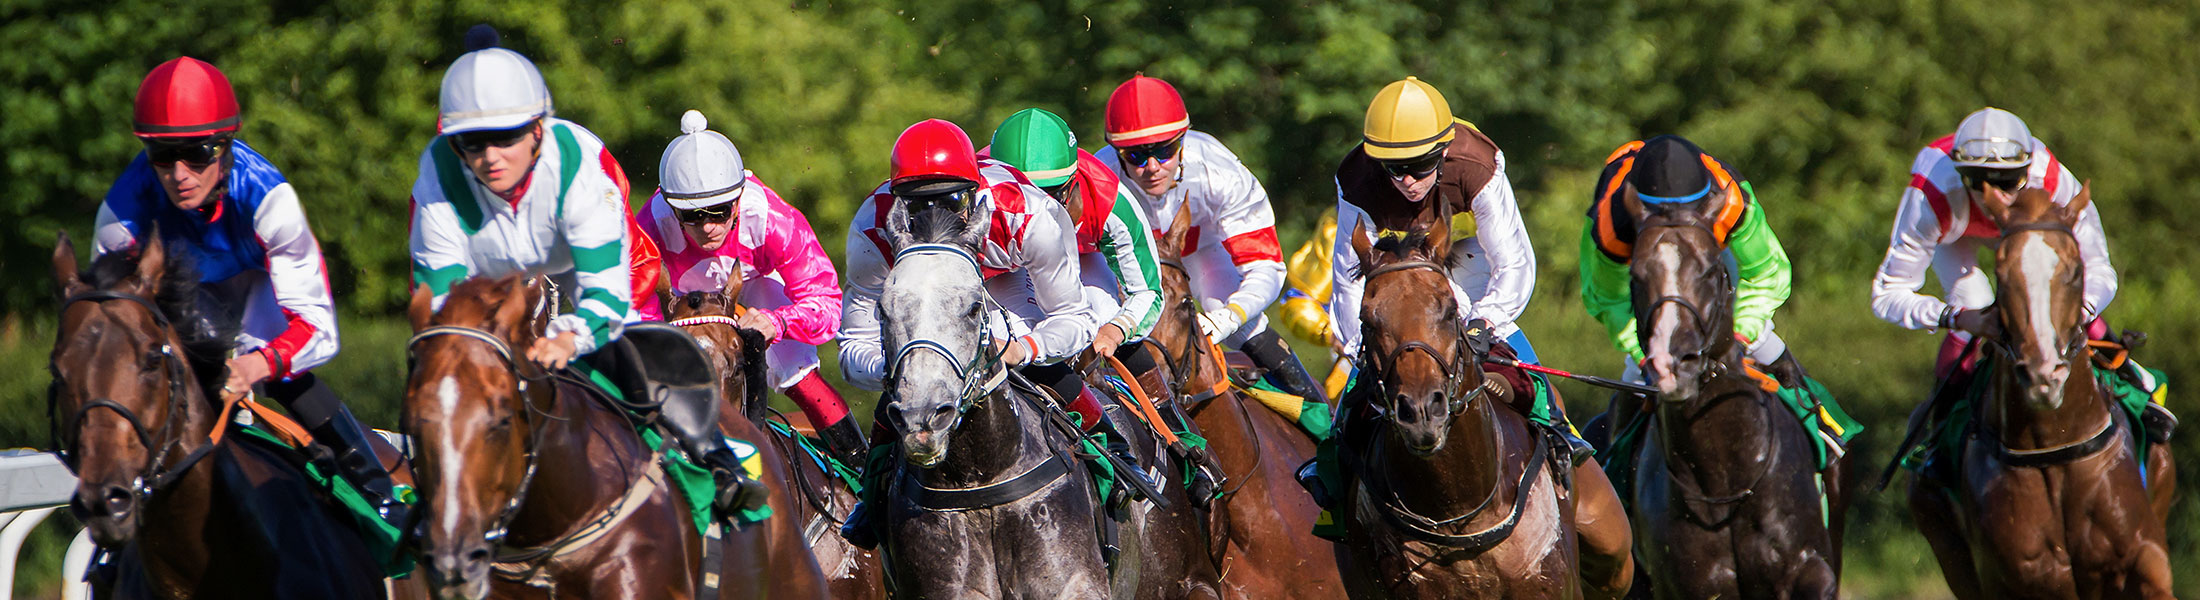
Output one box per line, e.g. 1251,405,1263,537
884,244,1008,417
1361,260,1483,419
50,290,209,509
405,324,553,547
1638,222,1736,385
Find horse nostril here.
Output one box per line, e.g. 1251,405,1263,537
102,486,133,516
928,403,958,429
1393,394,1417,421
465,547,491,567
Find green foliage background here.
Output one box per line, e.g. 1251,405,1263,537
5,0,2199,597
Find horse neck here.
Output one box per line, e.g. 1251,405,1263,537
1654,346,1781,489
1985,353,2109,448
923,388,1041,489
505,381,650,545
1378,378,1504,515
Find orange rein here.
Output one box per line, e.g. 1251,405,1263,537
1105,354,1182,446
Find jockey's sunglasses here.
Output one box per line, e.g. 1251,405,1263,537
449,123,537,155
1378,145,1447,180
1118,135,1184,168
1958,166,2026,193
1040,178,1077,201
144,137,229,169
675,204,734,225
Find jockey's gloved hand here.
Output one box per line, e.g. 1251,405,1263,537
1464,318,1496,362
1197,304,1247,344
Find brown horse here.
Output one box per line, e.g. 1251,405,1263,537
47,233,401,600
1135,205,1346,599
1906,185,2173,599
403,275,705,599
1338,213,1578,599
1624,192,1840,599
664,278,876,600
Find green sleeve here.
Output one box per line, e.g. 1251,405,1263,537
1726,183,1791,343
1098,193,1166,339
1578,220,1643,361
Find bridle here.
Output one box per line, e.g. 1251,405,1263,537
1978,221,2091,371
49,290,208,513
404,324,555,549
1359,260,1483,420
1144,257,1230,407
883,244,1009,420
1973,220,2112,465
1636,221,1737,387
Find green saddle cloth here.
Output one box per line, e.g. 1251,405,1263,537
230,425,416,578
1901,361,2165,477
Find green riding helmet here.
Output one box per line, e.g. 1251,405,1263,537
990,107,1080,188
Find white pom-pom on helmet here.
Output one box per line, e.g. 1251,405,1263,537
659,109,747,210
438,47,553,135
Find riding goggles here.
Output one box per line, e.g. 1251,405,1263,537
675,203,734,225
1377,144,1447,180
1040,178,1077,201
1958,166,2027,193
1951,136,2030,167
892,185,978,212
144,137,230,169
449,121,538,155
1118,135,1184,168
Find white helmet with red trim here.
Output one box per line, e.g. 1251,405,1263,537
1950,107,2033,169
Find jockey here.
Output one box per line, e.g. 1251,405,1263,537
94,57,407,527
632,110,866,470
407,43,764,516
1871,107,2173,438
987,107,1226,501
1095,74,1329,406
1582,135,1805,387
1329,77,1591,459
838,119,1150,548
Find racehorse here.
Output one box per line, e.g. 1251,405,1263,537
1337,213,1578,598
1135,204,1345,599
1624,190,1840,599
665,281,877,600
403,275,707,599
48,232,399,600
1906,185,2173,598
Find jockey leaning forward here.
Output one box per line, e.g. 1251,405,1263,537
1095,74,1331,406
987,107,1228,502
632,110,865,470
837,119,1156,548
406,44,764,515
96,56,406,527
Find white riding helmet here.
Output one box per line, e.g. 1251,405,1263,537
438,47,553,135
658,110,747,210
1950,107,2033,169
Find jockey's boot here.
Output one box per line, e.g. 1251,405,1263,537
1764,350,1811,390
1093,409,1160,511
309,405,411,530
2143,403,2177,444
1155,396,1225,507
615,325,770,516
1294,458,1333,509
1242,328,1331,405
817,417,873,473
839,500,880,549
1537,381,1596,465
660,385,768,515
786,371,869,469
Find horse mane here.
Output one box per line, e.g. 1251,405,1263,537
903,202,978,245
82,247,235,388
1354,229,1460,280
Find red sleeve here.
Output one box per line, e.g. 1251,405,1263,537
1220,227,1283,265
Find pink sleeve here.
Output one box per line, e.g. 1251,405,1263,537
759,200,843,345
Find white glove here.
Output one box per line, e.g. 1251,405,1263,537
1197,304,1247,344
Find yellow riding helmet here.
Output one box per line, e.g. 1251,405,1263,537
1362,76,1457,160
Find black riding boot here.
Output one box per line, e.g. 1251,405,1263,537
603,327,770,516
1241,328,1331,405
1154,396,1225,507
817,417,872,473
1093,410,1157,512
1764,350,1810,390
267,374,410,529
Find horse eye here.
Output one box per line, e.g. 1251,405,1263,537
489,415,513,433
967,302,983,317
140,350,164,372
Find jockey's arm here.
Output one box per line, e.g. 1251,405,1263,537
1465,158,1535,335
1213,165,1286,329
2064,179,2119,319
836,211,890,391
1017,196,1098,364
408,168,474,310
548,175,632,356
1726,183,1792,344
1578,221,1645,362
1327,195,1370,359
245,184,342,377
1094,186,1166,341
759,204,845,346
627,211,666,322
1870,185,1955,330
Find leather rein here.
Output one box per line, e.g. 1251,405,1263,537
49,291,212,514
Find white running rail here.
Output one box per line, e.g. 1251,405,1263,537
0,451,92,600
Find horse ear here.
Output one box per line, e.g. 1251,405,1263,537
1422,206,1452,262
408,284,434,332
52,231,86,298
958,195,994,253
1619,183,1646,226
1349,221,1375,271
129,231,167,296
492,275,533,337
719,266,744,303
1978,184,2016,227
883,200,915,251
2061,181,2093,226
1160,202,1193,259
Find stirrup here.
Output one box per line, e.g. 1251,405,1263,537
2143,403,2177,444
1294,458,1334,510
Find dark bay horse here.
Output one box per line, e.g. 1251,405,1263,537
1624,192,1839,599
1136,204,1345,599
1338,215,1578,599
403,275,703,599
47,233,394,600
665,280,874,600
1907,185,2172,598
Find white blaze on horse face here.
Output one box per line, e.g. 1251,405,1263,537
2017,235,2062,367
1646,241,1685,384
435,375,464,534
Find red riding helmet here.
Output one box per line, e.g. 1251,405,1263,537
889,119,982,192
133,57,241,139
1105,74,1190,147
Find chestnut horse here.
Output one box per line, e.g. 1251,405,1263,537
1338,214,1578,599
403,275,708,599
1624,193,1840,599
1907,185,2173,598
1135,204,1345,599
48,233,400,600
665,281,877,600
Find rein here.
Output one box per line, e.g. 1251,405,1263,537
884,244,1009,416
50,290,213,512
1975,220,2116,468
404,324,581,569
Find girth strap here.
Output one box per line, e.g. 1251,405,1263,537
906,451,1072,512
1377,425,1551,551
491,458,666,583
1995,415,2120,468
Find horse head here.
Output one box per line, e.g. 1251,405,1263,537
1626,183,1740,403
48,232,228,546
1981,184,2093,409
1349,210,1480,455
667,274,770,422
402,274,545,599
1145,203,1212,386
878,192,1000,467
